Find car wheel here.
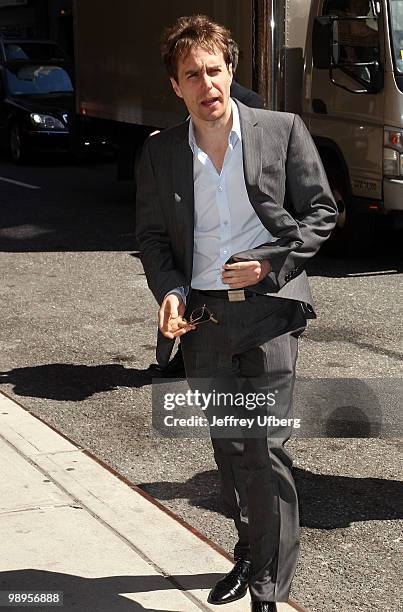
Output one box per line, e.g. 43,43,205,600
9,122,27,163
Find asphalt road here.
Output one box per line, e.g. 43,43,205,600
0,153,401,612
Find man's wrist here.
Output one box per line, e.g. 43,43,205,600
163,286,189,306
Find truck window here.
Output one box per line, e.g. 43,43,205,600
389,0,403,74
323,0,381,85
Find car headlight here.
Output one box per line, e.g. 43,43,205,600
384,128,403,177
30,113,65,130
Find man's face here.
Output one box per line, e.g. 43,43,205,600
170,45,233,124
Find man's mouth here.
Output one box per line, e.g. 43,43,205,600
201,97,220,107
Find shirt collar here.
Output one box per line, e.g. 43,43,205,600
188,98,241,153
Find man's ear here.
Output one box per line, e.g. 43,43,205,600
170,77,183,99
228,62,233,84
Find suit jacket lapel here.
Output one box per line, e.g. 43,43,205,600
236,100,263,198
172,122,194,284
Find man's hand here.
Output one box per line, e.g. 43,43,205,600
158,294,195,339
221,260,271,289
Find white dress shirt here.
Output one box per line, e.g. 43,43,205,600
169,99,273,303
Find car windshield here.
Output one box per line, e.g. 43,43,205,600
5,42,67,62
389,0,403,74
5,64,73,95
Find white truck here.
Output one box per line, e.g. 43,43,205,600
73,0,403,250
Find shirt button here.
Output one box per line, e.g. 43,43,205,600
218,185,223,192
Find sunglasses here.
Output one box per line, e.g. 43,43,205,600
188,304,219,326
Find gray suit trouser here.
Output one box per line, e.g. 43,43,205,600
180,291,307,602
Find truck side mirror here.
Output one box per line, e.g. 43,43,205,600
312,16,332,69
313,16,349,69
312,14,383,95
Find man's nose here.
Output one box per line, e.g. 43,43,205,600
200,73,213,91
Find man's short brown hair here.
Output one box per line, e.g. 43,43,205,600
161,14,232,81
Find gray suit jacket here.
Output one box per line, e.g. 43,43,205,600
136,100,337,365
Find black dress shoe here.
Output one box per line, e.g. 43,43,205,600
251,602,277,611
208,558,251,605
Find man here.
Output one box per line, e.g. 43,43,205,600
148,37,264,379
136,15,337,611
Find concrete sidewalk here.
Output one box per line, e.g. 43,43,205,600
0,391,302,612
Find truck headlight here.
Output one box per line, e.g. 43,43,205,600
30,113,65,129
383,148,400,176
383,128,403,177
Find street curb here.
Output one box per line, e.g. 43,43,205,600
0,387,308,612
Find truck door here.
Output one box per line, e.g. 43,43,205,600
309,0,384,208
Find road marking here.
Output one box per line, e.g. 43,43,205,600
347,270,398,276
0,176,40,190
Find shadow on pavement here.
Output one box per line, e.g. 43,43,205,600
1,156,402,278
138,466,403,530
0,159,138,253
303,326,403,362
306,230,403,278
0,363,152,400
0,569,223,611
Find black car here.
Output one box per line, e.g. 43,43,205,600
0,37,109,162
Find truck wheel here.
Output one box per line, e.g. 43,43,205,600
324,167,374,256
9,122,28,163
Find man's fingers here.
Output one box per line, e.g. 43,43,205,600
158,294,181,332
161,329,175,339
222,269,258,278
222,271,254,280
159,307,175,331
222,267,254,274
222,271,261,284
223,262,260,274
158,295,195,338
224,262,254,269
224,261,269,271
161,323,195,339
222,260,269,286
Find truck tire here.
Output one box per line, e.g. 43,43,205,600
323,163,374,256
